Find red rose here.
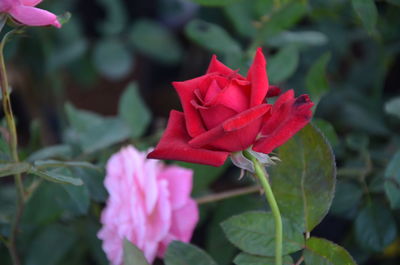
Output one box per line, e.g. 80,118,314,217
148,48,313,166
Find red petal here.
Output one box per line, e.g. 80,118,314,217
266,85,281,98
253,94,314,154
199,104,237,130
206,79,250,112
206,55,235,76
247,48,269,107
147,111,229,167
189,104,271,152
173,77,210,137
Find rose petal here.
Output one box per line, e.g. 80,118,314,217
189,104,271,152
247,48,269,107
199,104,237,130
206,55,236,76
206,80,250,113
147,110,229,167
173,76,210,137
9,5,61,27
21,0,42,6
253,94,313,154
159,165,193,210
266,85,281,98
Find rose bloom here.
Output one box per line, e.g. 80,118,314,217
148,48,313,166
98,145,199,264
0,0,61,28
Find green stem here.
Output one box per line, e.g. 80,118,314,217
0,31,24,265
243,150,282,265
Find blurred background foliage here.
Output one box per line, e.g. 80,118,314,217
1,0,400,264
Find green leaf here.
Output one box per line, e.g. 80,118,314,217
269,124,336,232
221,211,304,256
351,0,378,34
29,168,83,186
28,144,73,161
123,239,150,265
0,162,30,177
118,83,151,138
313,119,339,147
60,181,90,215
165,241,218,265
25,224,76,265
267,31,328,48
267,45,299,83
304,237,357,265
355,202,397,252
97,0,127,36
129,19,182,64
384,150,400,208
330,181,363,218
258,2,308,41
33,160,99,170
234,252,293,265
80,118,131,153
65,102,104,132
93,38,133,80
187,0,240,7
185,19,241,55
306,52,331,104
384,97,400,119
176,161,228,195
72,167,107,202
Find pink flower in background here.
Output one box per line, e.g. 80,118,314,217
98,145,199,264
0,0,61,28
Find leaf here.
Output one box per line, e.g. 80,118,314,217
267,31,328,48
221,211,304,256
24,224,76,265
258,2,308,41
129,19,182,64
72,167,107,202
29,168,83,186
384,150,400,209
306,52,331,104
187,0,240,7
118,83,152,138
60,181,90,215
123,239,150,265
93,38,133,80
28,144,73,161
65,102,104,132
0,162,30,177
355,202,397,252
384,97,400,119
351,0,378,34
185,19,241,55
176,161,228,195
97,0,127,36
33,160,99,170
330,181,363,218
267,45,299,83
80,118,131,153
304,237,357,265
165,241,218,265
234,252,293,265
313,119,339,147
268,124,336,232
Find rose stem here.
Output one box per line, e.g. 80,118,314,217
195,185,260,205
0,31,25,265
243,150,283,265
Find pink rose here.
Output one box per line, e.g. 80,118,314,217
98,145,199,264
0,0,61,28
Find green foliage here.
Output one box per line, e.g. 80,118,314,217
306,52,331,105
118,83,152,138
165,241,218,265
92,38,133,80
129,19,182,64
304,237,357,265
221,211,304,256
384,97,400,119
355,202,397,252
267,45,299,84
188,0,240,7
384,150,400,208
0,162,30,178
234,253,293,265
269,124,336,232
351,0,378,34
123,239,150,265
